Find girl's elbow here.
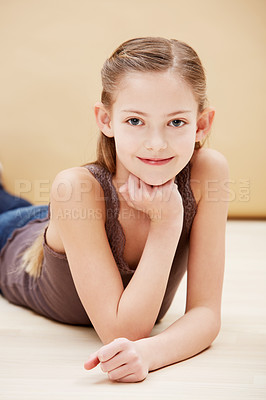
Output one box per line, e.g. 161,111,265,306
210,316,221,343
99,328,151,345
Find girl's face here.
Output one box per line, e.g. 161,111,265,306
110,70,199,186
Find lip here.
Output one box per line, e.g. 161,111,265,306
137,156,174,165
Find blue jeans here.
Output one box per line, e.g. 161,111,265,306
0,183,49,252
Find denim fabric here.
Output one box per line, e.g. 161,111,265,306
0,185,49,252
0,183,33,214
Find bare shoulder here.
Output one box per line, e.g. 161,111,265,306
191,147,229,178
52,166,102,187
51,166,105,207
190,147,229,204
46,165,106,253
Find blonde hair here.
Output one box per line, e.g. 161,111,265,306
19,227,45,278
21,36,209,277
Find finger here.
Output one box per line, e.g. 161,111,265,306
107,364,132,381
161,178,176,201
149,184,162,202
131,174,140,189
98,338,129,363
127,174,135,201
128,174,141,202
84,351,100,370
118,182,128,193
100,349,128,374
140,179,153,198
116,373,139,383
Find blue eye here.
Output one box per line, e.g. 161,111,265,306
170,120,185,127
127,118,143,126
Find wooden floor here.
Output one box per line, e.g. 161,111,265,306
1,220,266,399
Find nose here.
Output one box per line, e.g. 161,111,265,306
144,131,167,151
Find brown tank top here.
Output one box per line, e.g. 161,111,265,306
0,162,197,326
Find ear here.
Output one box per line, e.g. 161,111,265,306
94,101,114,138
196,107,215,142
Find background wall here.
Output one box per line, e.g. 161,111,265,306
0,0,265,218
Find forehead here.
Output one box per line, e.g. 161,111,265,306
112,70,197,112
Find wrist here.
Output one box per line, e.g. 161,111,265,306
134,337,154,372
135,335,162,372
149,212,183,230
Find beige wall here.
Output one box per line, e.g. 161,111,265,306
0,0,265,218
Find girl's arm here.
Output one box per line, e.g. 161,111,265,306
85,148,229,382
116,216,183,340
115,173,184,340
138,149,230,370
50,168,182,345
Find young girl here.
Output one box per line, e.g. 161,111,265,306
0,37,229,383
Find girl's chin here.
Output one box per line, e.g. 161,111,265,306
139,176,173,187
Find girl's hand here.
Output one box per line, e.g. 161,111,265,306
84,337,149,383
119,173,183,223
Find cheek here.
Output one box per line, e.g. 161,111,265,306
173,130,196,151
170,131,196,164
114,131,138,153
183,138,197,160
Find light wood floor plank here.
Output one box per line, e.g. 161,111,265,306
1,221,266,399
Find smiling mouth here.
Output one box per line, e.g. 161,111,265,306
137,157,174,165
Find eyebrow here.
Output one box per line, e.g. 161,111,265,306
121,109,192,116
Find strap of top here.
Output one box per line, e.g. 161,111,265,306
175,162,197,233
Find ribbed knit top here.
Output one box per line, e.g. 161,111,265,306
0,162,197,325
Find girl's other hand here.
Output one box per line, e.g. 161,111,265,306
118,173,183,223
84,337,149,383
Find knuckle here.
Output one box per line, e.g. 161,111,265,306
131,351,139,362
138,371,147,382
116,337,129,343
116,337,130,349
131,365,146,382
